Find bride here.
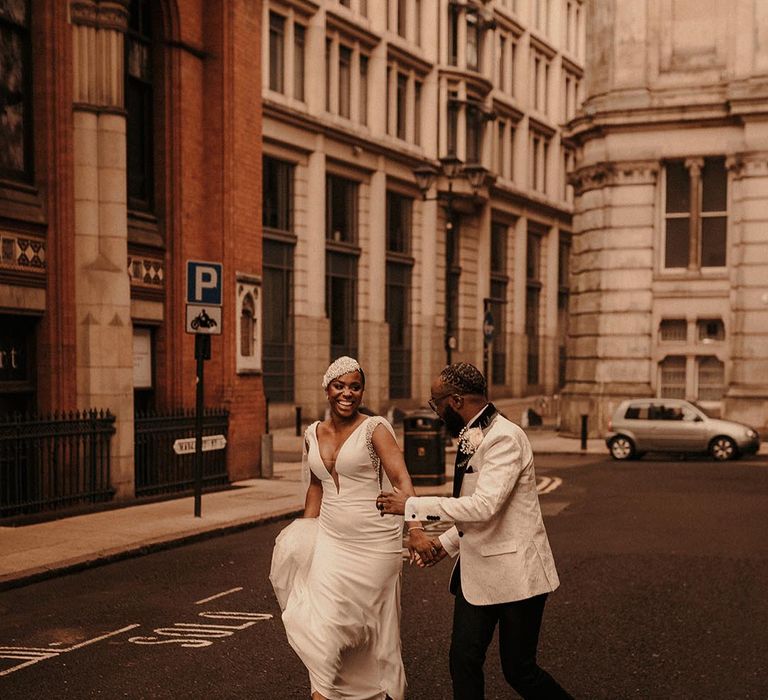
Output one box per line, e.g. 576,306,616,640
271,356,436,700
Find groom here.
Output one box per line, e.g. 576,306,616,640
377,363,572,700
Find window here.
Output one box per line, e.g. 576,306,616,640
563,147,575,202
338,45,352,118
268,12,285,93
557,235,571,388
490,223,508,384
466,102,483,164
386,195,413,398
293,24,305,101
264,241,294,401
325,39,332,112
327,251,358,360
660,319,687,342
447,91,459,156
530,132,548,194
0,0,31,181
414,0,422,46
133,327,154,412
359,55,369,126
414,80,422,145
446,214,461,354
697,357,725,400
386,191,412,253
659,356,686,398
497,120,506,178
466,13,479,71
698,319,725,342
126,0,155,212
498,35,507,90
531,49,549,114
526,232,542,386
326,174,357,244
263,157,292,232
240,294,255,357
448,4,459,66
664,157,727,269
396,72,407,140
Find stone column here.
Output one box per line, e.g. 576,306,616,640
294,146,329,419
70,0,134,498
724,154,768,430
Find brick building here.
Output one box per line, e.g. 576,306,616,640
0,0,264,510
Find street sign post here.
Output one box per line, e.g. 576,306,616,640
173,434,228,455
186,260,224,518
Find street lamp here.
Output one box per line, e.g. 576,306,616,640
412,157,490,365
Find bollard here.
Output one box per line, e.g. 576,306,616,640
261,432,274,479
295,406,302,437
580,414,588,450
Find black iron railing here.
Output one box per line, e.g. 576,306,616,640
134,409,229,497
0,410,116,519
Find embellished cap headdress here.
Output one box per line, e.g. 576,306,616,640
322,356,363,389
440,362,487,396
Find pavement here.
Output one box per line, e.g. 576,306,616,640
2,401,763,590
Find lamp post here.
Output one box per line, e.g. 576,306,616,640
413,157,489,366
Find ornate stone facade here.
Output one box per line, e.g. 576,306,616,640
563,0,768,435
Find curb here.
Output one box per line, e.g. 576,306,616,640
0,507,303,592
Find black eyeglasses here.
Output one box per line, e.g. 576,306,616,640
428,393,459,413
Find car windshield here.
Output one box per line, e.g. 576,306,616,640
690,402,714,418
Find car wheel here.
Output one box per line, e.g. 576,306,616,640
609,435,635,460
709,436,737,461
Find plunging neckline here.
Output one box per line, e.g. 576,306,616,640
312,417,369,493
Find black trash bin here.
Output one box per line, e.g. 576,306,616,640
403,411,446,485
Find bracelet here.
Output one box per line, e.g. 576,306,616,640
407,526,425,532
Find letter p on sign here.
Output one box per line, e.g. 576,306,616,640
187,261,223,305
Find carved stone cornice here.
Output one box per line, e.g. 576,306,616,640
70,0,130,33
71,1,130,109
725,153,768,179
568,160,660,196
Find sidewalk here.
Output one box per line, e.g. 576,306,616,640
0,427,603,591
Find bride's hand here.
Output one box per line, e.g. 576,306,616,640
407,529,441,566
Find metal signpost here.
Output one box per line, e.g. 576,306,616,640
186,261,223,517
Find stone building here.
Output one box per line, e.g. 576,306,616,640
563,0,768,434
0,0,264,508
261,0,585,421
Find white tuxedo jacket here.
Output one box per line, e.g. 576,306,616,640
405,414,560,605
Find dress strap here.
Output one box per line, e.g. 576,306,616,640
364,416,394,490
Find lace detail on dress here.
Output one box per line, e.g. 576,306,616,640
365,416,388,490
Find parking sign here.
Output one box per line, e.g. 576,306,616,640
187,261,222,306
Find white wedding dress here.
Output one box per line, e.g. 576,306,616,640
272,416,406,700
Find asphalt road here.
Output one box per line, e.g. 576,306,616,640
1,453,767,699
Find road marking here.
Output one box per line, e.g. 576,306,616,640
195,587,243,605
0,624,140,677
538,476,563,495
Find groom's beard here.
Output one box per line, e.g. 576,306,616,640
443,405,466,438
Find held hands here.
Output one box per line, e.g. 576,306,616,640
406,528,443,566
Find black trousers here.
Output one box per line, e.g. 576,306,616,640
449,583,573,700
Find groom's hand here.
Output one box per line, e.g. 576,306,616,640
415,540,447,568
377,489,408,515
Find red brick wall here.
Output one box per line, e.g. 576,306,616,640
159,0,265,480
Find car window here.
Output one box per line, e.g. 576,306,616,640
648,404,665,420
624,405,648,420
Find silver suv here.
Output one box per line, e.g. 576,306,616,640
605,398,760,461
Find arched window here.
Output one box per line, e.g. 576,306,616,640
125,0,155,212
240,294,255,357
0,0,32,182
